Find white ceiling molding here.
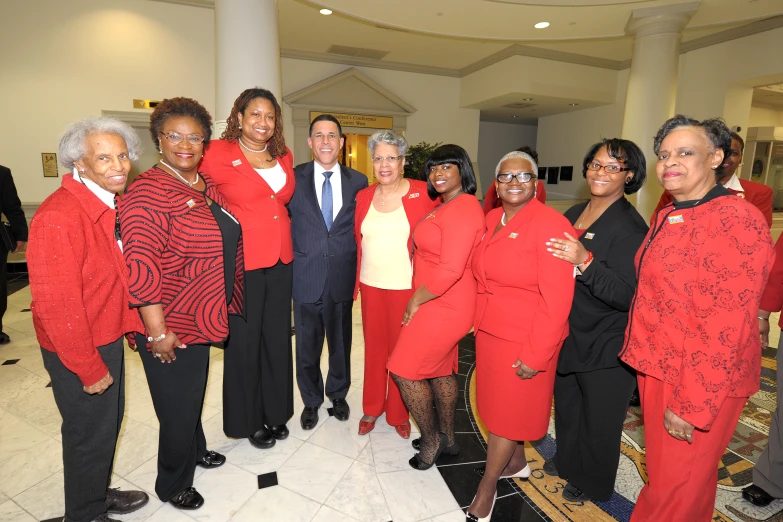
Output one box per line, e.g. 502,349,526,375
459,44,628,76
680,15,783,54
146,0,214,7
281,49,461,78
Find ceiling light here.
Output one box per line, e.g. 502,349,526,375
534,22,550,29
523,98,533,101
569,103,579,106
512,115,518,118
320,8,332,15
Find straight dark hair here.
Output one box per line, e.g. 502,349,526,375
309,114,343,137
582,138,647,195
424,144,478,199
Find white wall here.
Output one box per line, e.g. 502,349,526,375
0,0,215,203
477,121,537,197
280,58,481,181
535,69,630,200
750,104,783,127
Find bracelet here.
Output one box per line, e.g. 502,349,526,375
578,251,594,266
758,316,770,322
147,329,170,343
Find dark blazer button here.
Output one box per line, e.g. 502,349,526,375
328,234,332,238
323,253,328,258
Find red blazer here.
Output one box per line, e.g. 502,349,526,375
120,168,245,347
760,235,783,328
621,188,775,430
201,140,295,270
28,175,143,386
483,181,546,215
472,200,575,369
353,179,439,299
651,178,773,228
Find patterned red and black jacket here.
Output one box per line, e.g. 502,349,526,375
621,184,775,430
119,167,244,347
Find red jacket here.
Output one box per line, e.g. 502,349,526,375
472,200,575,369
201,140,295,270
482,181,546,215
120,168,244,347
651,178,773,228
28,175,143,386
353,179,439,299
621,187,774,430
760,235,783,327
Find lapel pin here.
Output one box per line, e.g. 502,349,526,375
232,159,242,166
509,232,518,239
186,199,196,208
585,232,595,239
668,214,684,224
409,193,420,199
737,192,746,199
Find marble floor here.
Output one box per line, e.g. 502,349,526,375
0,282,470,522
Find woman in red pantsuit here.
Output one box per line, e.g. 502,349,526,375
467,151,575,522
354,131,438,438
621,115,775,522
387,144,485,470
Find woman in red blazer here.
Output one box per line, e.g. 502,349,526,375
200,88,295,449
467,151,575,522
353,131,438,439
387,144,485,470
621,116,774,522
482,146,546,214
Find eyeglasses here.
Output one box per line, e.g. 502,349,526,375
372,156,403,164
586,162,628,174
160,132,205,146
496,172,536,183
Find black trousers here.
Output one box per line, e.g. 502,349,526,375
223,262,294,437
553,364,636,500
41,338,124,522
0,241,7,331
137,335,209,501
294,276,353,408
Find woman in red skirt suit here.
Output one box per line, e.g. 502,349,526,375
387,144,485,470
467,151,575,522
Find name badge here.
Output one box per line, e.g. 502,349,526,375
408,193,420,199
509,232,518,239
668,214,684,224
232,159,242,166
585,232,595,239
186,199,196,208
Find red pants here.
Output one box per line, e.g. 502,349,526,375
631,374,746,522
359,283,411,426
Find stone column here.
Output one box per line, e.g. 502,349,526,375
622,4,697,220
214,0,281,131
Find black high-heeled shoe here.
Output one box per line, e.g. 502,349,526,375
409,433,448,471
411,436,460,456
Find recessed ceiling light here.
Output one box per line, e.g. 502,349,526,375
569,103,579,106
523,98,533,101
534,22,550,29
320,8,332,15
512,115,518,118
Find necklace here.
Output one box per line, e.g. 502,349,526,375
443,190,463,204
501,212,508,226
239,137,268,154
379,179,403,206
160,160,199,187
577,201,592,228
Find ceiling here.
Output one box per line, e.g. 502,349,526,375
754,83,783,108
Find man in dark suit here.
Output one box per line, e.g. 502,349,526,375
0,165,28,344
289,115,368,429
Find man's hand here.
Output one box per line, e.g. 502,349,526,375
83,371,113,395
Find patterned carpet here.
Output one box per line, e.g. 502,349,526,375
437,332,783,522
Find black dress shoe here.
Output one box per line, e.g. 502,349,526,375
562,483,591,502
269,424,289,440
105,487,149,514
743,484,775,507
412,437,460,456
249,426,276,449
0,332,10,345
543,458,559,477
169,487,204,510
301,406,319,430
197,450,226,468
331,398,350,421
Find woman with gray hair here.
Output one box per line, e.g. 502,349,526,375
28,117,149,522
353,130,438,437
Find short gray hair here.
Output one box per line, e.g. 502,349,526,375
59,117,142,169
494,151,538,178
368,130,408,157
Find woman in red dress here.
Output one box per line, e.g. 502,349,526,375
467,151,575,521
621,115,775,521
387,144,485,470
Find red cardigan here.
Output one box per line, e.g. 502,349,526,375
353,179,439,299
28,175,143,386
482,181,546,215
120,168,244,347
651,178,773,227
760,235,783,327
472,200,575,368
200,140,295,270
621,188,774,430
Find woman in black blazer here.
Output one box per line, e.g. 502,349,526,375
543,138,648,503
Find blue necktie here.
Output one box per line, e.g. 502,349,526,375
321,171,333,231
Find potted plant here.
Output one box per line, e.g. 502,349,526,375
404,141,442,180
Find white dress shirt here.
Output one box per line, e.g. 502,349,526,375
314,162,343,221
723,173,744,192
73,168,122,251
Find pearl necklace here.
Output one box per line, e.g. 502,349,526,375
239,137,268,154
160,160,199,188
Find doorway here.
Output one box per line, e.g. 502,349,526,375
343,134,375,181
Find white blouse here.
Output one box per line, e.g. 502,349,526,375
255,162,287,193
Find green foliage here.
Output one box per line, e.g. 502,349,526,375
404,141,442,180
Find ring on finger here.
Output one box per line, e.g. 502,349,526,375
564,246,570,252
154,353,162,358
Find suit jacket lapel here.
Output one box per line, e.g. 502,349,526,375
333,164,353,225
302,162,326,227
